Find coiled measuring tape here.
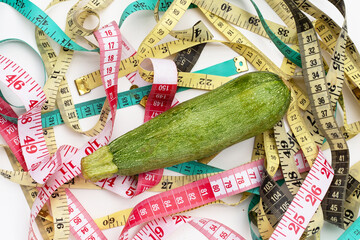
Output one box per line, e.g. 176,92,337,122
250,0,355,232
282,0,350,229
5,18,123,239
256,0,360,235
2,0,360,238
1,0,99,52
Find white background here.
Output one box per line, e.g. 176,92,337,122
0,0,360,239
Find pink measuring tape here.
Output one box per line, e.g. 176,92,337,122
270,149,334,240
66,189,107,239
116,148,316,240
28,21,122,239
0,55,50,183
131,215,246,240
56,148,311,240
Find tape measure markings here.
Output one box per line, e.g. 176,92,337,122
75,38,284,94
1,0,358,237
265,0,295,29
260,169,292,225
262,0,351,111
49,188,70,239
3,145,55,240
263,129,280,177
250,0,301,67
270,149,334,239
0,97,26,170
118,153,312,238
257,197,275,239
0,54,55,184
66,188,106,239
274,117,324,237
74,39,237,95
193,0,297,44
199,8,290,81
38,54,246,129
283,0,350,228
251,133,265,162
273,120,302,193
1,148,311,194
294,0,360,94
28,20,122,238
287,90,318,166
1,0,98,52
338,215,360,240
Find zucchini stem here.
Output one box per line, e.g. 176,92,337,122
81,145,118,182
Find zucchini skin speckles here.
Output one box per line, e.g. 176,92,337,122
81,72,290,181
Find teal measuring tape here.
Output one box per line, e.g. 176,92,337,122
250,0,301,67
166,160,222,174
0,0,98,52
118,0,195,28
338,216,360,239
41,85,186,128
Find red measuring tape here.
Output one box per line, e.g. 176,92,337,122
0,96,26,170
142,58,178,122
135,57,179,195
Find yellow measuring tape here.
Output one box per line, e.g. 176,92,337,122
2,0,360,238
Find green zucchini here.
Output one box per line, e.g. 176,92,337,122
81,72,290,181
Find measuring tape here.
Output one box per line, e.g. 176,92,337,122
134,57,178,196
27,20,122,239
250,0,301,67
262,0,350,232
116,150,323,239
260,169,293,226
0,54,52,183
280,0,350,229
1,0,98,52
66,188,107,239
1,145,55,240
38,55,243,129
75,0,297,94
1,148,311,194
284,0,360,232
274,118,324,238
0,0,360,238
263,129,280,177
0,96,26,170
131,215,246,240
270,149,334,239
339,215,360,239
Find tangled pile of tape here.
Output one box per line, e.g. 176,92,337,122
0,0,360,239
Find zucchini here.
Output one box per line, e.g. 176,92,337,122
81,72,290,181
